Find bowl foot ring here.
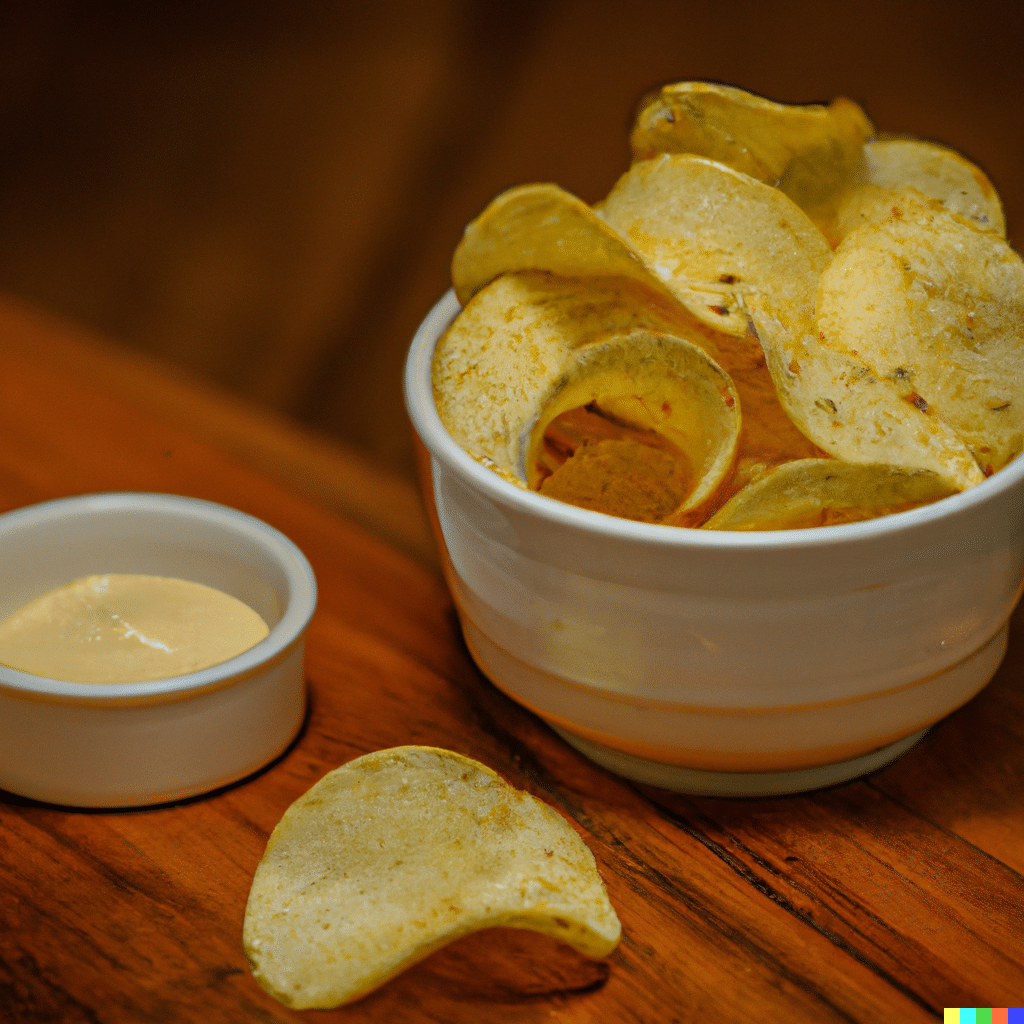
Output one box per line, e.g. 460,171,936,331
551,726,928,797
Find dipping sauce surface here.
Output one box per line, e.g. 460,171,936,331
0,574,270,683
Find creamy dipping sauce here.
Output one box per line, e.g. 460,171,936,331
0,575,270,683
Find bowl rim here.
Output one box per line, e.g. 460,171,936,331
405,288,1024,552
0,492,318,703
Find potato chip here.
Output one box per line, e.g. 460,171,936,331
746,292,985,490
830,139,1005,243
436,84,1014,526
704,459,955,531
816,200,1024,473
708,329,826,494
451,182,664,305
599,155,985,490
432,271,737,497
243,746,621,1009
629,82,873,222
450,181,743,335
598,154,833,336
535,408,695,524
523,329,741,518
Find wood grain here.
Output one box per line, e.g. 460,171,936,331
1,296,1023,1023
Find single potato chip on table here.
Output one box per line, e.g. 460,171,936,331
244,746,621,1009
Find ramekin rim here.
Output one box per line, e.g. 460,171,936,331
0,492,318,700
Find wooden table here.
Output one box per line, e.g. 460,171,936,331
1,294,1021,1024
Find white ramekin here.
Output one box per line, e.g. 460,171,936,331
0,492,317,807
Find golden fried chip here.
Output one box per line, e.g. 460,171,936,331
536,415,694,524
243,747,621,1009
817,200,1024,473
451,182,665,305
450,182,734,334
830,139,1005,243
746,293,985,490
601,157,986,489
629,82,873,221
432,271,735,489
437,83,1015,529
598,154,832,337
704,459,955,531
524,329,741,518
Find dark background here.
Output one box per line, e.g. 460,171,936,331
1,0,1021,484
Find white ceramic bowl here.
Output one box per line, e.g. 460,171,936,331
0,493,317,807
405,291,1024,796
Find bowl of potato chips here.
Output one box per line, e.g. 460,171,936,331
405,83,1024,797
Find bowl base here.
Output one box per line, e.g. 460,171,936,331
551,726,928,797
